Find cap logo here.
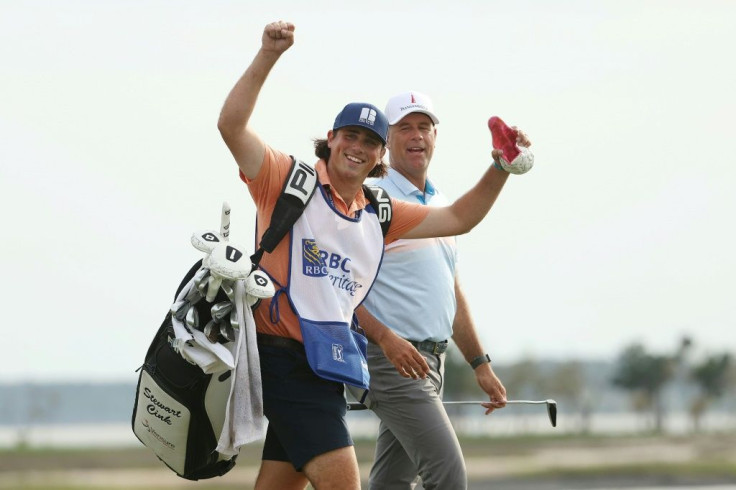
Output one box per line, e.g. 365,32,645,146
410,93,416,103
359,107,376,126
399,104,428,112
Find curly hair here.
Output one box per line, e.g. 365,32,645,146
313,135,388,178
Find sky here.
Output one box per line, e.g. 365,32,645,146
1,0,735,382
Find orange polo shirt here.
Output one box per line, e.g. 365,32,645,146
241,146,430,342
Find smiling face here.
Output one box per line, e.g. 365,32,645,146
387,112,437,190
326,125,386,190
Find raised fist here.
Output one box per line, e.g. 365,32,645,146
262,21,295,54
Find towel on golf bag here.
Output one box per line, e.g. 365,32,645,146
215,279,265,456
132,261,265,480
169,268,265,456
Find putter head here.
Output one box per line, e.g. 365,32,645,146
546,399,557,428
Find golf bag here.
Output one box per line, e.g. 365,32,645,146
132,260,238,480
132,157,392,480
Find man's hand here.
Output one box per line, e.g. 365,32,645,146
476,366,507,415
491,127,531,164
261,21,295,55
377,332,430,379
515,128,531,148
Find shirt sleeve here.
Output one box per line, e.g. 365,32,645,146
384,198,431,244
237,146,294,241
240,146,292,208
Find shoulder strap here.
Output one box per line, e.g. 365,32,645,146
362,185,392,238
250,157,318,267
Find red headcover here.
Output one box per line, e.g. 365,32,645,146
488,116,520,163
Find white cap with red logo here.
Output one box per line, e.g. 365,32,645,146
384,91,439,125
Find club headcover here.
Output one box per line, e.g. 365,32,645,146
191,230,226,254
203,242,251,281
488,116,534,175
245,270,275,307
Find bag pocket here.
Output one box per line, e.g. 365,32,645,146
300,319,369,389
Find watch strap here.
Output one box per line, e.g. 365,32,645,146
470,353,491,369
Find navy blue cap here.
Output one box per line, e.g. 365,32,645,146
332,102,388,144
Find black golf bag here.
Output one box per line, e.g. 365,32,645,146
132,260,237,480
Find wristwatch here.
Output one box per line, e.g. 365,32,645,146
469,354,491,369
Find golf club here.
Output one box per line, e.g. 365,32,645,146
347,399,557,428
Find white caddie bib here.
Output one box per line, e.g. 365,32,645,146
287,185,384,388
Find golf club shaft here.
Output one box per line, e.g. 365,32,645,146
444,400,548,405
348,399,558,428
348,400,548,410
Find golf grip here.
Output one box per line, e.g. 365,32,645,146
221,201,231,241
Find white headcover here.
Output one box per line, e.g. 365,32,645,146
204,242,251,281
498,146,535,175
191,230,226,254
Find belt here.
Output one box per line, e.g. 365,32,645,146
257,333,305,353
408,339,448,355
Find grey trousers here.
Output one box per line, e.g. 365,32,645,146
364,342,467,490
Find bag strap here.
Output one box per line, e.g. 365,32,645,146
250,157,318,267
362,185,392,238
248,160,393,268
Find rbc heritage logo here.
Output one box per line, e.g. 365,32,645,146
302,239,327,277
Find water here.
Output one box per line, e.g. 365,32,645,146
2,412,735,448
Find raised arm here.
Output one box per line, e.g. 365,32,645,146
217,21,295,179
401,130,531,239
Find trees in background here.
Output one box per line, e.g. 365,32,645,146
689,353,735,432
610,337,736,434
611,343,674,433
544,361,592,433
441,336,734,435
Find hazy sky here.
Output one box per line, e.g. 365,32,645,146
2,1,734,382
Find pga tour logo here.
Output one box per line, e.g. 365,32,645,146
359,107,377,126
332,343,345,362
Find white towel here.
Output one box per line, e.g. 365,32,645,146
216,279,266,455
169,272,265,457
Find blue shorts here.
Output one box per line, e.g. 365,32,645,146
258,337,353,471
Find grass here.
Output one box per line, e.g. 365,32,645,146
2,432,736,489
